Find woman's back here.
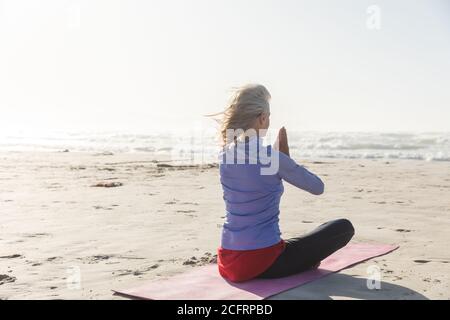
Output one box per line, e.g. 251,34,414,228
220,136,284,250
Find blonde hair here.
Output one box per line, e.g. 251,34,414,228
208,84,271,146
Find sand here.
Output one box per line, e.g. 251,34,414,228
0,151,449,300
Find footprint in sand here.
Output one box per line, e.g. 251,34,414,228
165,198,180,205
98,167,116,172
93,205,113,211
23,233,51,239
80,254,146,265
395,229,412,233
80,255,114,264
94,151,114,156
183,256,199,266
70,166,87,171
0,274,16,285
47,257,63,262
183,252,217,266
92,255,112,261
0,254,22,259
422,278,440,284
114,264,160,277
48,183,63,190
414,260,431,264
91,182,123,188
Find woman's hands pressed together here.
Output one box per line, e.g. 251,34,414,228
274,127,290,157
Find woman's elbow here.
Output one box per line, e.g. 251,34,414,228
312,181,325,195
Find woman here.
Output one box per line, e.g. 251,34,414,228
215,84,355,283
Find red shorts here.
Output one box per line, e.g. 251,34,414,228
217,240,286,283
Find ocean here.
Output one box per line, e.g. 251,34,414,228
1,130,449,163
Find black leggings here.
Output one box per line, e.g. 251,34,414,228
257,219,355,279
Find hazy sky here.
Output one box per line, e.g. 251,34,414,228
0,0,449,134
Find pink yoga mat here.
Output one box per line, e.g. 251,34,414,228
114,243,398,300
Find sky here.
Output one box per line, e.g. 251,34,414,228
0,0,449,134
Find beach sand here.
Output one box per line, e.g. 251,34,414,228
0,151,449,300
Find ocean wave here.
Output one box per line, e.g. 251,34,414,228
1,131,449,162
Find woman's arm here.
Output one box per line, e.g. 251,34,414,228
274,128,324,195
